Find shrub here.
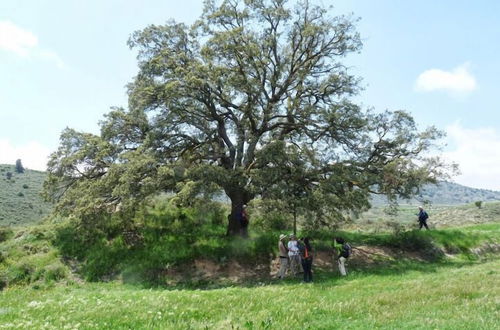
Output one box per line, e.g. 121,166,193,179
0,274,6,290
0,227,14,242
475,201,482,209
22,184,29,189
8,261,35,284
43,263,68,282
389,230,444,260
17,192,24,197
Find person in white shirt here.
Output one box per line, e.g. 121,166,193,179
287,234,300,276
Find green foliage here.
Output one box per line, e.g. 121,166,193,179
52,201,275,284
0,224,70,289
45,0,449,236
0,164,53,226
0,227,13,242
475,200,483,209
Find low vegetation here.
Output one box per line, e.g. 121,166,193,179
1,258,498,329
1,196,499,328
0,164,52,226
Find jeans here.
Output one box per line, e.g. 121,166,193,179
301,257,313,282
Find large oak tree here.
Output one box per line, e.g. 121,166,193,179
44,0,451,235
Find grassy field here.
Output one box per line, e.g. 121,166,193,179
1,257,498,329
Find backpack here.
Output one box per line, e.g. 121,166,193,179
340,243,352,258
298,242,312,259
422,211,429,221
297,241,306,256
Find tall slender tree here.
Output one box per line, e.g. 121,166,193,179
15,159,24,174
44,0,453,235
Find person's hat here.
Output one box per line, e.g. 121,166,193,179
279,234,286,240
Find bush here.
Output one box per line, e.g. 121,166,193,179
22,184,29,189
8,261,35,284
389,230,444,260
0,274,6,290
0,227,13,242
43,263,68,282
17,192,24,197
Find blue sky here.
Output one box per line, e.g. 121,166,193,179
1,0,499,190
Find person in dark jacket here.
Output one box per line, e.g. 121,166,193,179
417,206,429,230
300,237,314,283
334,237,351,276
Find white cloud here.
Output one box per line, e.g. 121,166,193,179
443,122,500,191
415,63,477,93
0,20,37,56
0,139,51,171
0,20,66,68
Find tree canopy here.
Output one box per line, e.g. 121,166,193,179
44,0,452,235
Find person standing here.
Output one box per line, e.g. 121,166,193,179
334,237,351,276
287,234,300,276
240,205,249,237
278,234,289,279
301,237,314,283
417,206,430,230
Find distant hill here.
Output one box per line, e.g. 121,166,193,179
371,181,500,206
0,164,53,226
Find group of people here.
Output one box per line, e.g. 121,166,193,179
272,205,431,282
277,234,352,282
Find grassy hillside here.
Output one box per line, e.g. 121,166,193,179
0,164,52,226
1,217,498,328
352,201,500,232
1,258,498,329
371,181,500,206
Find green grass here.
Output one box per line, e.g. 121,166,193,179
0,224,71,289
0,258,498,329
0,164,52,226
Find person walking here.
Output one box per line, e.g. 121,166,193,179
278,234,289,279
334,237,351,276
417,206,430,230
287,234,301,276
300,237,314,283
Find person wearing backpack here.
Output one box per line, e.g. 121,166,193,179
417,206,430,230
277,234,289,279
334,237,351,276
300,237,314,283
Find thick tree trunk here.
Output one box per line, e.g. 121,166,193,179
226,189,251,237
293,204,297,236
